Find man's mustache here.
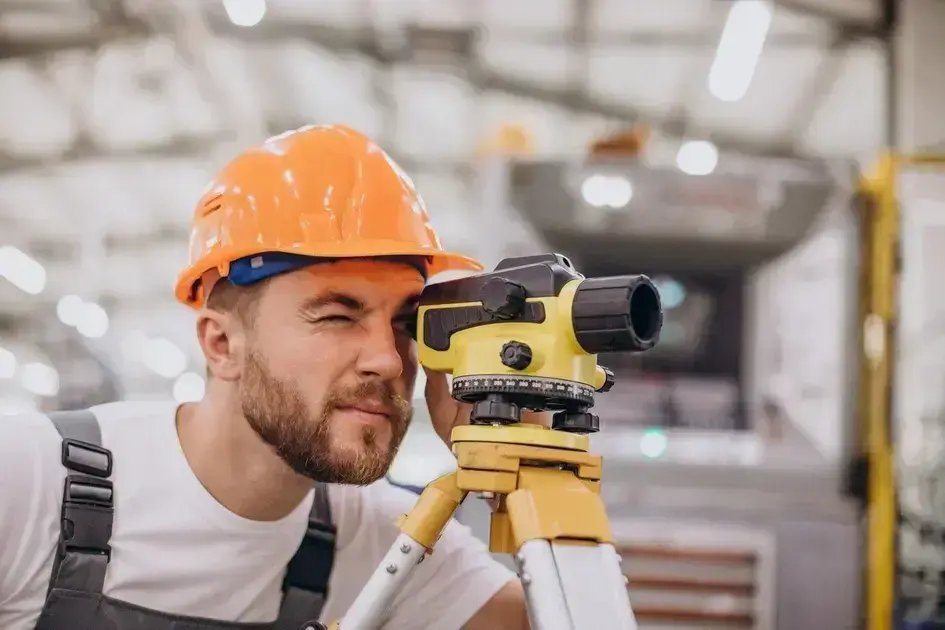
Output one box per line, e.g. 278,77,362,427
328,382,411,420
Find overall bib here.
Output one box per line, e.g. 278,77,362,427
34,410,336,630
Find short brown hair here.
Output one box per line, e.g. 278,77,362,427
203,279,267,379
205,278,266,324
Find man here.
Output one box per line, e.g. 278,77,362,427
0,125,533,630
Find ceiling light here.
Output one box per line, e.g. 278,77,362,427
223,0,267,27
676,141,719,176
57,295,85,326
708,0,773,103
0,246,46,295
75,302,109,339
581,175,633,209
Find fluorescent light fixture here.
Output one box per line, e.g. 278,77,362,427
676,140,719,176
581,175,633,209
75,302,109,339
57,295,85,326
223,0,267,27
0,246,46,295
708,0,773,103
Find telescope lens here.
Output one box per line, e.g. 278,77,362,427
571,275,663,354
629,283,661,342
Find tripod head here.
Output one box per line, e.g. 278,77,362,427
415,254,663,433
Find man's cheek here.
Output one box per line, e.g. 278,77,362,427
396,338,418,398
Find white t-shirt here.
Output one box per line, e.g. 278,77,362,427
0,401,515,630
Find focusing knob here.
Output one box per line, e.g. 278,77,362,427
481,277,526,320
500,341,533,370
598,366,615,393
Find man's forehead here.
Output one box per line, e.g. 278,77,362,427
307,258,424,282
289,259,424,305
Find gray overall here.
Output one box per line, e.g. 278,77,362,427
34,409,336,630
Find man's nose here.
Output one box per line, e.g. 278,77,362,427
356,324,405,382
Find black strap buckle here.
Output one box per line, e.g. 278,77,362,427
63,475,113,508
60,475,114,558
303,519,335,546
61,438,112,478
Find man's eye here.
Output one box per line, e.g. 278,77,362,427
317,315,354,324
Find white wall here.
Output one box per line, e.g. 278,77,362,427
747,203,856,465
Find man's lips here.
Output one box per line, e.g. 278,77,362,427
335,403,391,419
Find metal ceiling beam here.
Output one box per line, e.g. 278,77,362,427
0,24,143,58
0,133,223,173
0,23,847,59
774,0,888,39
0,4,809,159
206,17,802,159
487,29,834,49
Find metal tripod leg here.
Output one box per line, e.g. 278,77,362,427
339,473,467,630
516,541,637,630
339,532,427,629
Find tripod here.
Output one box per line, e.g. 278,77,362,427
331,398,637,630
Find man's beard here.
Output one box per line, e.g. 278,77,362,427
240,349,412,485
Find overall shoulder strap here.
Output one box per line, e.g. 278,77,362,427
47,409,115,595
276,483,337,628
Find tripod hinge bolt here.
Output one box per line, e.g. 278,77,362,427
386,564,398,574
500,341,532,370
400,543,412,553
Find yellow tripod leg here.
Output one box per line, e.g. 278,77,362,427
503,468,636,630
338,473,468,630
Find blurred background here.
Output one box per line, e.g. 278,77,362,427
0,0,943,628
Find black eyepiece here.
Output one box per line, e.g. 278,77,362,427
571,275,662,354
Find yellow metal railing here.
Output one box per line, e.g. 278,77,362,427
857,152,945,630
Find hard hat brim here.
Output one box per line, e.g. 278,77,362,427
175,241,483,309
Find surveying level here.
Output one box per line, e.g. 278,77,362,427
333,254,663,630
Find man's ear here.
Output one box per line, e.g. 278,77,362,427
196,309,246,381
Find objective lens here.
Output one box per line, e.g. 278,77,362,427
571,275,662,354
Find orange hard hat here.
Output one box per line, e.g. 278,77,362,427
175,124,483,309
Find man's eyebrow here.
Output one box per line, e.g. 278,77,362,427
299,291,365,313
